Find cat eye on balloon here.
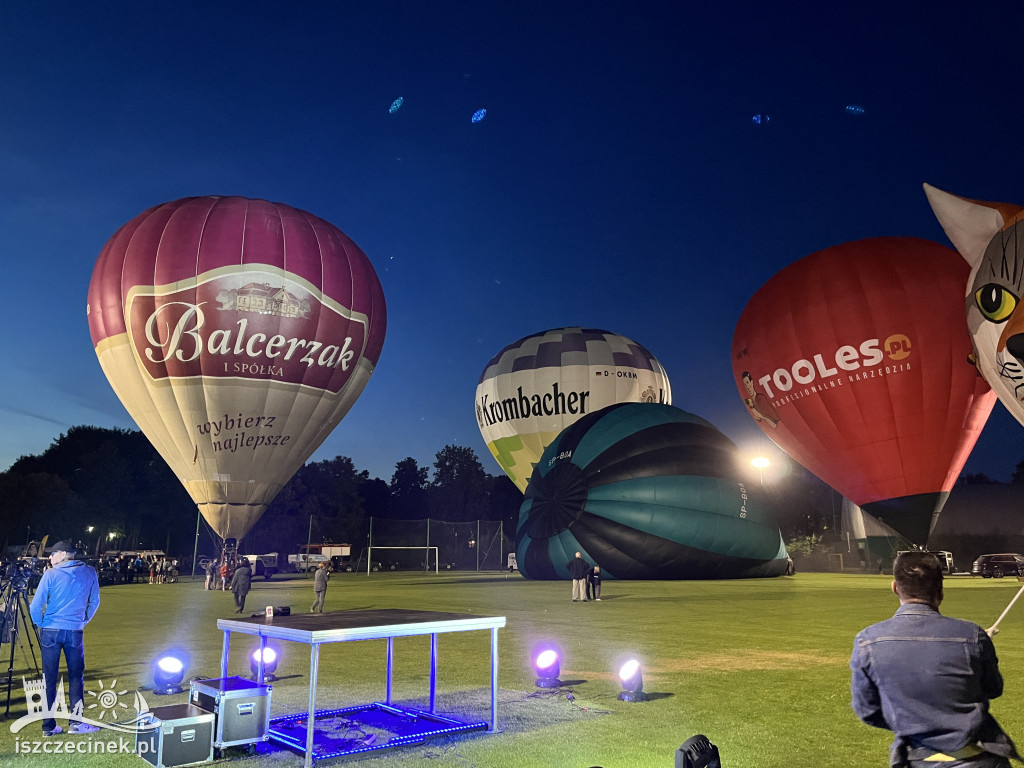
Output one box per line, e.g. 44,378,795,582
975,284,1018,323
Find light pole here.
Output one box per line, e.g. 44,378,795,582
751,457,770,486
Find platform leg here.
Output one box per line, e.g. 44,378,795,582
306,643,320,768
489,627,498,732
256,635,267,684
220,629,231,679
386,637,394,705
429,633,437,713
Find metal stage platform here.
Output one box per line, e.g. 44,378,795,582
216,609,506,766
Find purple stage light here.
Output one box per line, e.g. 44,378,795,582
251,646,279,681
618,658,645,702
533,649,561,688
153,654,186,694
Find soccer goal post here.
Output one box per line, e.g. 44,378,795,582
365,546,439,575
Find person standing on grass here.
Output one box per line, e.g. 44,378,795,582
230,558,252,614
566,552,590,602
311,562,329,612
851,551,1019,768
205,559,216,590
29,540,101,737
588,565,602,601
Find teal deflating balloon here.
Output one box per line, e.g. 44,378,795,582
516,403,789,580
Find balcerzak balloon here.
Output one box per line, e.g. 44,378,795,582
476,328,671,492
731,237,994,544
87,197,386,541
516,403,789,580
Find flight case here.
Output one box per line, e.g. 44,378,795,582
189,676,272,748
135,703,214,768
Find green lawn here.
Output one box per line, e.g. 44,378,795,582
3,571,1024,767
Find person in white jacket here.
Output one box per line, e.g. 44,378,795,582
311,562,329,612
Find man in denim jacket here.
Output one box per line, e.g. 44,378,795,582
29,540,101,737
851,551,1019,767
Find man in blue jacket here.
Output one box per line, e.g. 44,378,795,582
29,540,101,737
851,551,1019,767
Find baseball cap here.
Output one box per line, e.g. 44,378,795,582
49,541,77,555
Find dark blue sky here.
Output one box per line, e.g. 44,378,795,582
4,2,1024,485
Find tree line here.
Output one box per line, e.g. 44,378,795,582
11,425,1004,566
0,426,522,561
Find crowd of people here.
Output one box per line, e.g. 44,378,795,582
94,553,178,584
202,555,254,613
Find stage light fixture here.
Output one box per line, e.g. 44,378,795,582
675,733,722,767
153,654,186,695
250,646,279,682
617,658,645,702
533,649,562,688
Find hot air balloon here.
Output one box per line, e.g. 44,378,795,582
516,403,789,580
731,237,995,544
924,184,1024,431
475,328,672,492
87,197,386,542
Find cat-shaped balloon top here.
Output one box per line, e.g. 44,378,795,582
926,183,1024,426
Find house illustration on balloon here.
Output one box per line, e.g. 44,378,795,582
216,282,309,318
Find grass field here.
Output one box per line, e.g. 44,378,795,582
3,570,1024,767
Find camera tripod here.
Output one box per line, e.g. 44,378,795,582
1,564,41,718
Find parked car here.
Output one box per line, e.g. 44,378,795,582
971,553,1024,578
897,550,955,573
330,555,355,572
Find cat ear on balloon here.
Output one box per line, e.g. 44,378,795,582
923,183,1019,267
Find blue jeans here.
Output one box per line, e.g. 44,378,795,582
40,628,85,732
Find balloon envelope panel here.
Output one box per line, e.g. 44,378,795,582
476,327,672,492
87,197,386,540
516,403,789,580
731,237,994,544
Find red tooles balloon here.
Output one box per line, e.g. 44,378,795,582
87,197,386,541
731,237,994,544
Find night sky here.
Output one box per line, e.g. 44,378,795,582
4,2,1024,487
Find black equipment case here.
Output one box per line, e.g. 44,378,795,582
189,676,272,748
135,703,214,768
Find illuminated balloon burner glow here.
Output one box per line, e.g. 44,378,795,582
860,491,950,547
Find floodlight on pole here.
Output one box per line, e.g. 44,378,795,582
751,456,770,485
